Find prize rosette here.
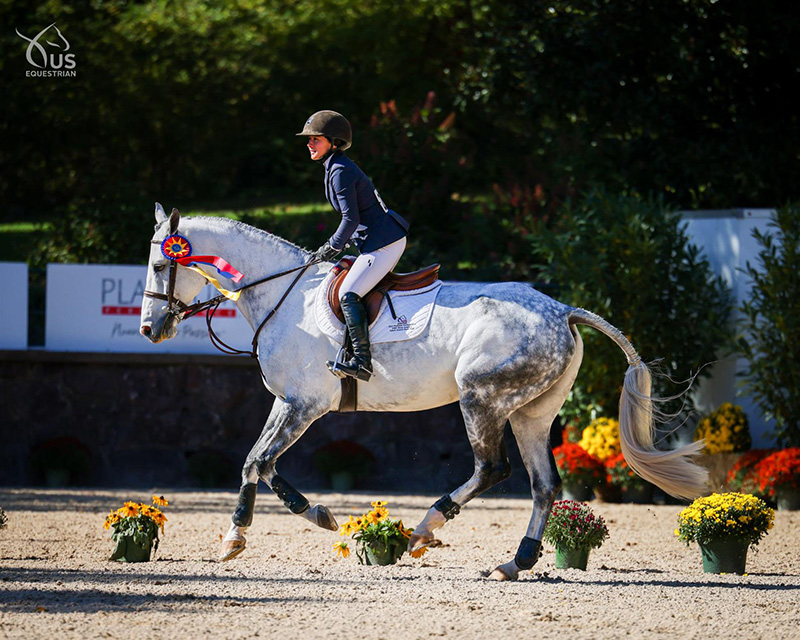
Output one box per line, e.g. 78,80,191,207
161,234,192,260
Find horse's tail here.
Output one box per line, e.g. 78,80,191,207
567,308,708,500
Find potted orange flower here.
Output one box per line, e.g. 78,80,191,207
334,500,426,566
726,449,774,496
103,495,169,562
553,442,604,501
605,453,654,503
753,448,800,510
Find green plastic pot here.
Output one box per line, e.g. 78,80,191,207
698,536,748,574
555,546,591,570
109,536,153,563
360,540,405,566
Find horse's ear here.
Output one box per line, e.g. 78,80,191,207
169,208,180,233
155,202,167,224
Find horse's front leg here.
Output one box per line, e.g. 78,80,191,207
220,397,337,561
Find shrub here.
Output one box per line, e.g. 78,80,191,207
739,204,800,447
531,187,733,425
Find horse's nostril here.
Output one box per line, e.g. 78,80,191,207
140,325,151,337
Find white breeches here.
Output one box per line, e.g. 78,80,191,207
338,236,406,300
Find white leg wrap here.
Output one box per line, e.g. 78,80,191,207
224,523,246,542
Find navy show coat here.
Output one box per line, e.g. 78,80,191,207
323,151,409,253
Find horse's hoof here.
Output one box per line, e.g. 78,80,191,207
312,504,339,531
488,567,516,581
219,538,246,562
408,533,434,554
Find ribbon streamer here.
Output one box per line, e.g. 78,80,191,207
176,255,244,283
185,265,241,302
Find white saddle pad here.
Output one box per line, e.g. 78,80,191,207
314,269,442,345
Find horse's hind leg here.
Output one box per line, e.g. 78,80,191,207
489,329,583,580
220,397,336,561
408,391,512,552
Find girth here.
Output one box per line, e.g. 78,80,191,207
327,257,440,324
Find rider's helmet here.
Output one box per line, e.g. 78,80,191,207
296,110,352,151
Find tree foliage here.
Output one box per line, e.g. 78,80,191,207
739,205,800,447
2,0,798,228
531,188,733,424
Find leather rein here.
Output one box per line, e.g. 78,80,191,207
143,240,320,358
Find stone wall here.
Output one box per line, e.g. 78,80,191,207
0,351,538,495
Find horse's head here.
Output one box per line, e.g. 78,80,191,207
140,203,208,343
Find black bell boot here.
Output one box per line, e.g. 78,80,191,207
327,292,373,381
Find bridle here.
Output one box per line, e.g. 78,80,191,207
143,238,320,358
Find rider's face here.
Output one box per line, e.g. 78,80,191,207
307,135,333,161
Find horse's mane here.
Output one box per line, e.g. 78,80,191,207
186,215,311,255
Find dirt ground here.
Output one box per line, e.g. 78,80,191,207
0,488,798,640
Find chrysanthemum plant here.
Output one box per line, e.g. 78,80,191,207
553,442,604,488
675,492,774,547
694,403,751,455
753,448,800,498
103,495,169,559
605,453,648,490
543,500,609,551
726,449,774,495
578,417,621,462
333,501,426,565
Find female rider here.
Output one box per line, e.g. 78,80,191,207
299,110,410,382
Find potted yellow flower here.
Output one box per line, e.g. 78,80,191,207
675,492,774,574
103,495,169,562
334,501,426,566
579,417,622,502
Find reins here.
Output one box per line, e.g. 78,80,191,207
144,241,320,358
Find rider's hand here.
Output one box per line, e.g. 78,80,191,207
313,242,341,262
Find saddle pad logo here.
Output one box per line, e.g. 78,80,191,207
161,234,192,260
389,315,410,332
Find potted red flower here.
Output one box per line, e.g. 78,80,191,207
753,448,800,510
553,442,604,501
604,453,654,503
725,449,775,496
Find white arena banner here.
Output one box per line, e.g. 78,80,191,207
45,264,252,353
0,262,29,349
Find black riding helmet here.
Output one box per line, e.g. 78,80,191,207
296,110,352,151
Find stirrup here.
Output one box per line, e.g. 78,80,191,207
326,358,372,381
326,345,349,379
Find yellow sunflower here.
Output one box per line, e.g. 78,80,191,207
152,495,169,507
333,541,350,558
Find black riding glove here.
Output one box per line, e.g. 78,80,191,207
314,241,341,262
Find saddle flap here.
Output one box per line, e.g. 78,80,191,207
327,259,441,325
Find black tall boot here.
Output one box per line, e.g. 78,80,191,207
327,292,373,381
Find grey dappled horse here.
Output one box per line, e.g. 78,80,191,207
140,204,708,580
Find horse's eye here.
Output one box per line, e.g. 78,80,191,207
153,262,167,273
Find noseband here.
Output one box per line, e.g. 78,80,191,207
143,238,319,357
